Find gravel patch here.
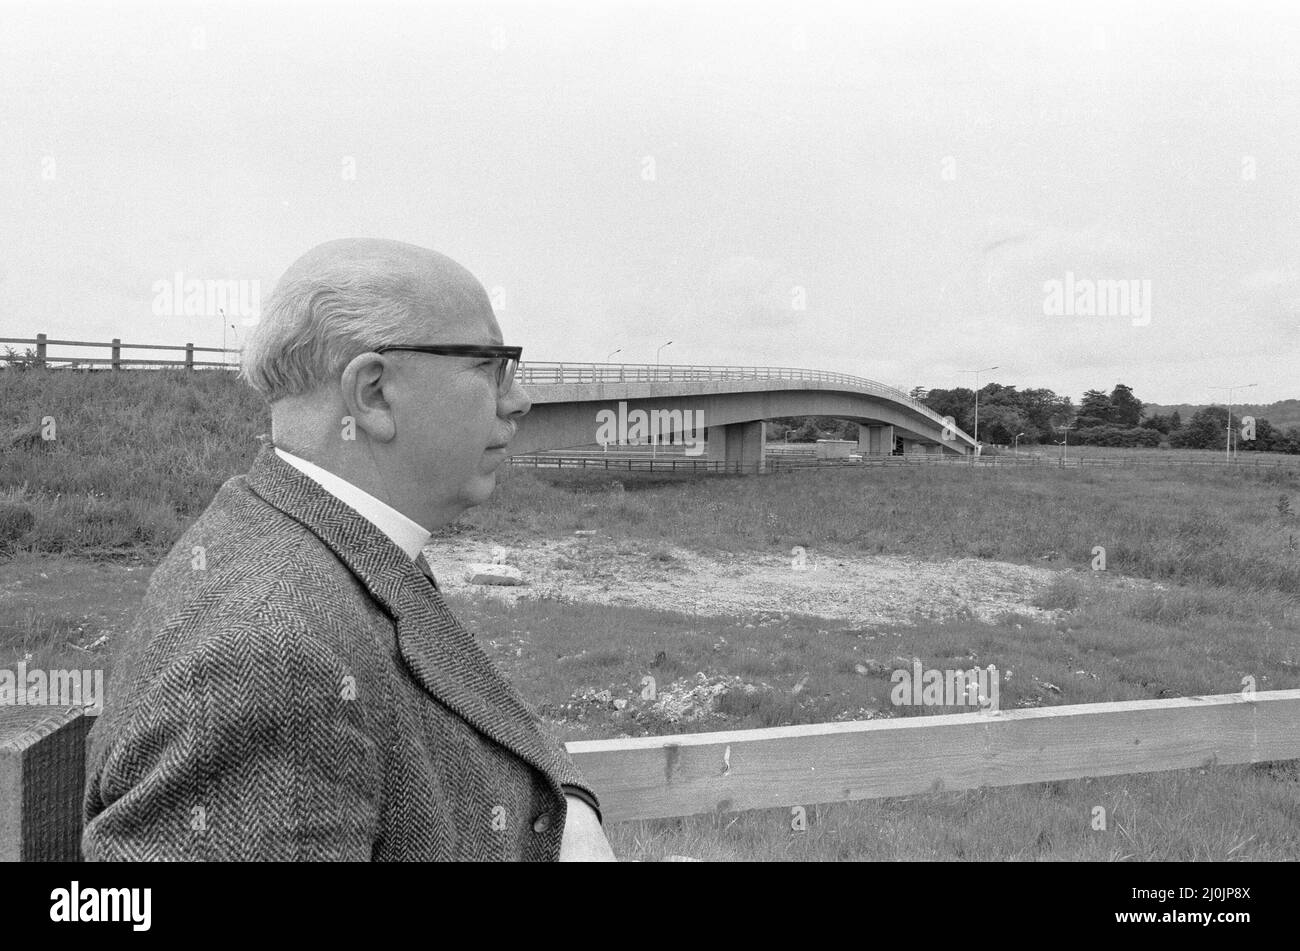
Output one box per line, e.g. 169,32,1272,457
421,536,1155,626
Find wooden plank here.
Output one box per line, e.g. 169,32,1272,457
0,706,92,862
565,690,1300,822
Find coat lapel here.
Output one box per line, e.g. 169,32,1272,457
243,444,566,782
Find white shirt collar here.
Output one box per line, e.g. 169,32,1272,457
274,447,431,561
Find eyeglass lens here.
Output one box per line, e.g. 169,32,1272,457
498,357,518,393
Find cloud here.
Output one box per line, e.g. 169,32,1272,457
693,253,806,331
981,220,1152,271
1240,268,1299,289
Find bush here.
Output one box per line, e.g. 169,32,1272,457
1072,425,1162,448
1032,574,1084,610
5,421,54,452
0,500,36,551
1,346,45,371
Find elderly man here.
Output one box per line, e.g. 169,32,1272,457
83,238,615,861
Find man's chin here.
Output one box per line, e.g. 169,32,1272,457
460,470,498,507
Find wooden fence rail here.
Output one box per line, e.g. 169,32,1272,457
567,690,1300,822
4,690,1299,857
0,334,236,370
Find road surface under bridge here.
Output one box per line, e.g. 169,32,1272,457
510,363,976,472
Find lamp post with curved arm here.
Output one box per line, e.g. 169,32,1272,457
600,347,623,452
958,365,999,446
656,340,672,374
1208,383,1257,462
651,341,673,457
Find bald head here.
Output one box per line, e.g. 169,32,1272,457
275,238,488,324
241,238,495,402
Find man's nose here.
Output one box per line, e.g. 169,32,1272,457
502,380,531,418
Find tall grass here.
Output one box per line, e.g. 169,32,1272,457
1,369,267,554
477,464,1300,596
3,368,1299,602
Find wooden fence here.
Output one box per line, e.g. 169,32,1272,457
0,334,236,370
4,690,1299,858
567,689,1300,822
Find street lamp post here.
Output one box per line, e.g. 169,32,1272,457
652,341,673,458
655,340,672,373
1058,424,1074,464
958,365,999,445
1208,383,1257,462
1014,431,1025,454
603,348,623,388
601,347,623,452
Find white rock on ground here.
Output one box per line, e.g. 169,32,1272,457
464,563,524,585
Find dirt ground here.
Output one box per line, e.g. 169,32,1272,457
0,533,1159,662
423,534,1158,625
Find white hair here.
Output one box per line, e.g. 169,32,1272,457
240,268,421,402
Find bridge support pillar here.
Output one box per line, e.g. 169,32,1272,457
858,424,894,457
927,444,942,455
705,421,766,473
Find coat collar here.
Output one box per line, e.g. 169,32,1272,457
243,442,567,784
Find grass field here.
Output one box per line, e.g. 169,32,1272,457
3,368,1299,860
997,443,1300,466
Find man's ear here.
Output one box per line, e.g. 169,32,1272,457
339,352,397,443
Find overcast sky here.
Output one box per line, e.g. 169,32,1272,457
2,0,1298,403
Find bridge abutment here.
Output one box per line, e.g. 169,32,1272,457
858,424,895,456
705,421,766,473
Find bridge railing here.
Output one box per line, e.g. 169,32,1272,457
517,362,975,447
508,454,757,474
0,337,973,446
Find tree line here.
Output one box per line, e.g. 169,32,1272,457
921,382,1300,452
765,383,1300,454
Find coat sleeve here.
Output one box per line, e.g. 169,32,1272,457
83,615,386,861
522,703,603,822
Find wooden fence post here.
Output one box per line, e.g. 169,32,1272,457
35,333,46,365
185,343,194,370
111,338,121,370
1,707,92,861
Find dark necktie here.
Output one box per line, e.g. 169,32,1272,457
414,553,440,591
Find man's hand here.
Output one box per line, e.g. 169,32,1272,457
559,796,617,861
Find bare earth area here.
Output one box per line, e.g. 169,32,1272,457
423,535,1159,625
0,536,1162,667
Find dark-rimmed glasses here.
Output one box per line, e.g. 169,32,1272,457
375,344,523,395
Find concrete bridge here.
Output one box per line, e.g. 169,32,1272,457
511,363,976,471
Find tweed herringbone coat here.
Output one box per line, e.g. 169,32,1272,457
83,444,598,860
